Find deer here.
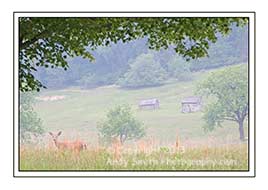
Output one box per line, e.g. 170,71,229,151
48,131,87,153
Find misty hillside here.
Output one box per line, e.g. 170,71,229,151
34,25,248,90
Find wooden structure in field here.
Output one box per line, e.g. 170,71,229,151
181,96,202,113
139,98,160,109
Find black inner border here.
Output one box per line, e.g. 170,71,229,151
13,11,256,178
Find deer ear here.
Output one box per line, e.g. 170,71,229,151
57,131,62,136
48,132,53,136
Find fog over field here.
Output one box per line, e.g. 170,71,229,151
19,19,249,171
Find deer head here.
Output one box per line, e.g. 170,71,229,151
49,131,62,143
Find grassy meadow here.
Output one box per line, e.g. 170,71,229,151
20,65,248,170
20,143,248,170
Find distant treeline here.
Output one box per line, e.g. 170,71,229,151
35,25,248,89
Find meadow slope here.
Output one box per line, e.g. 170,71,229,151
34,64,248,146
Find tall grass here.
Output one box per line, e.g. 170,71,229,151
20,143,248,171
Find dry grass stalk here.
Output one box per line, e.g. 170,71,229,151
112,137,122,160
174,132,185,153
137,140,146,154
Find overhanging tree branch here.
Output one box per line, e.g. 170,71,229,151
20,29,49,50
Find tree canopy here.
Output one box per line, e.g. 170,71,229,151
196,64,248,140
19,17,248,91
117,53,168,88
97,104,145,144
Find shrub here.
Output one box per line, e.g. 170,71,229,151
97,104,146,144
20,92,44,143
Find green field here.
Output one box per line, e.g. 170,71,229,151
19,65,249,171
34,66,248,146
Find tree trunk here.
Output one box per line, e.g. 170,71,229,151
119,134,123,144
238,120,245,141
120,133,127,144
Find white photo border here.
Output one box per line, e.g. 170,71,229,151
13,12,256,177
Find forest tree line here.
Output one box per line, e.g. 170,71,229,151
34,25,248,89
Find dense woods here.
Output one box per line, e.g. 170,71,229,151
34,25,248,89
